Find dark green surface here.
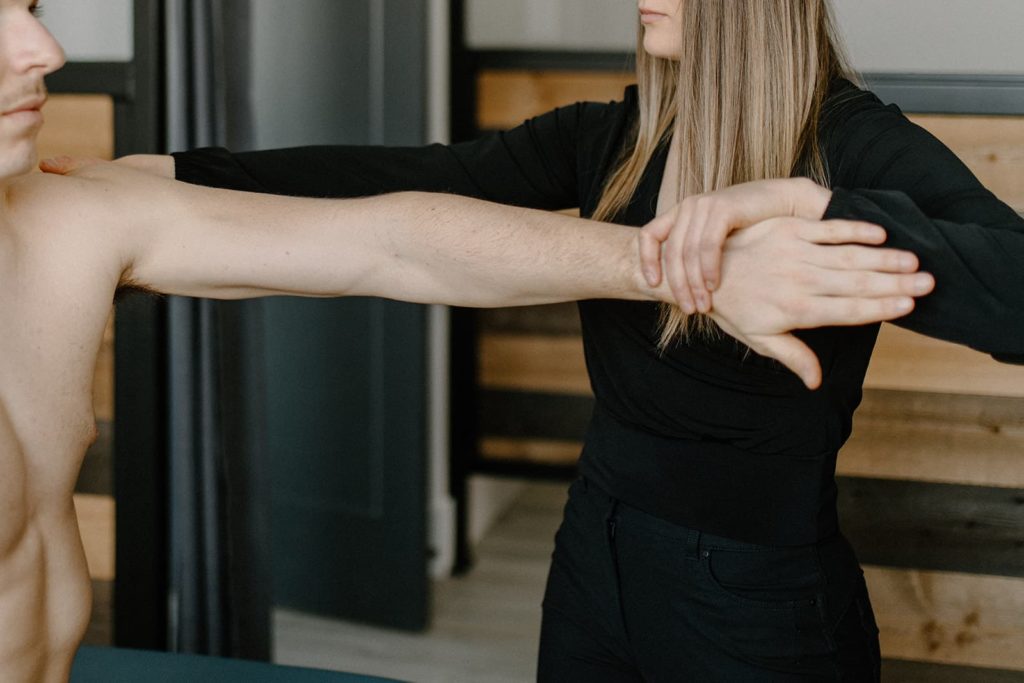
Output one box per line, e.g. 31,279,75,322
71,647,404,683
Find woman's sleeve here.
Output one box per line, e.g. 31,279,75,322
171,100,617,210
822,100,1024,363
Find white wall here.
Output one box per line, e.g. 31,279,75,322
832,0,1024,74
465,0,1024,75
40,0,133,62
466,0,634,51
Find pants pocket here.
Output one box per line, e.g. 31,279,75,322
695,545,832,664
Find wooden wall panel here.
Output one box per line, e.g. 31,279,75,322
35,94,115,162
74,493,115,582
477,70,634,131
866,565,1024,672
866,325,1024,398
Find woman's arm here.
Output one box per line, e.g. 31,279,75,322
821,95,1024,362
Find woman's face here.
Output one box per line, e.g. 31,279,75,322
638,1,684,60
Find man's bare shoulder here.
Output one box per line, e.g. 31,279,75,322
0,171,129,288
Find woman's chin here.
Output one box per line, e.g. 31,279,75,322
641,34,682,60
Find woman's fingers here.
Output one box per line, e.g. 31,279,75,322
639,231,665,287
796,219,887,246
806,268,936,298
639,213,675,286
664,205,698,313
807,243,920,273
684,202,712,312
791,295,916,328
699,218,730,294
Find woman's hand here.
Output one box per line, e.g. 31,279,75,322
40,154,175,178
708,216,934,389
640,178,833,313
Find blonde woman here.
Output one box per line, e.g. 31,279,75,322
68,1,1024,680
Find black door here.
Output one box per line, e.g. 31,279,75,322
247,0,432,630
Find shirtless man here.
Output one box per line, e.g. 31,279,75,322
0,1,934,680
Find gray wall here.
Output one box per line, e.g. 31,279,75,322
249,0,374,149
40,0,133,62
465,0,1024,75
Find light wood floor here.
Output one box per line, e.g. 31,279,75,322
273,481,567,683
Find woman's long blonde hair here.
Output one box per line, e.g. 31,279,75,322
592,0,855,348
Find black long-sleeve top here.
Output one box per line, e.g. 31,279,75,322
173,79,1024,545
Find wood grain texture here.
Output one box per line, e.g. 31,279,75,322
865,565,1024,672
838,477,1024,578
842,390,1024,489
35,94,115,162
477,69,634,131
865,325,1024,398
74,493,115,582
909,114,1024,212
479,334,591,395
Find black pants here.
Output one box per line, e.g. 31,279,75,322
538,477,881,682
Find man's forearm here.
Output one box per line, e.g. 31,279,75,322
352,192,661,307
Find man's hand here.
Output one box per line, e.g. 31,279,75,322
709,216,935,390
40,153,174,178
640,178,833,313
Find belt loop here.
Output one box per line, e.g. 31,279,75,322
685,529,701,559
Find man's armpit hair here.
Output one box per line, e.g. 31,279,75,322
114,271,160,305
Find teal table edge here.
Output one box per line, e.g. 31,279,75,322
71,646,406,683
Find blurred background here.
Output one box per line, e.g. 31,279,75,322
40,0,1024,681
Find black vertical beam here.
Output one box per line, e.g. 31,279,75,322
113,0,169,651
447,0,480,575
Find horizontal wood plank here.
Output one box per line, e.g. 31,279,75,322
842,415,1024,490
866,565,1024,672
479,335,591,395
74,493,115,582
477,69,634,131
839,478,1024,578
881,658,1024,682
866,325,1024,398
